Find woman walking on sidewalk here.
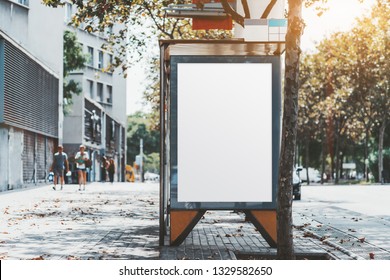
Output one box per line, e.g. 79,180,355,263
75,145,89,191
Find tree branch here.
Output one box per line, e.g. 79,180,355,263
241,0,250,18
143,3,173,38
261,0,277,19
220,0,244,27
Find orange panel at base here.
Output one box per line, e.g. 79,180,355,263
170,210,205,246
247,210,277,247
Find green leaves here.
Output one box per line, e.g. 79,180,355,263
298,0,389,181
63,30,87,114
63,30,87,76
127,112,160,169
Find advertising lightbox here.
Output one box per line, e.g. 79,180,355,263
169,56,281,210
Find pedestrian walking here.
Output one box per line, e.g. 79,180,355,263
108,158,115,183
101,156,108,182
50,145,69,191
75,145,89,191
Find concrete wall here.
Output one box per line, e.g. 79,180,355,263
28,1,64,142
0,0,28,44
0,127,9,191
63,92,84,144
112,67,127,126
0,126,23,191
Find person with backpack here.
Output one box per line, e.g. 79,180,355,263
50,145,69,190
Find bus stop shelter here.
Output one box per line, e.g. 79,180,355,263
159,39,285,247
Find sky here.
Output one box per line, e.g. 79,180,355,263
301,0,375,51
126,0,376,115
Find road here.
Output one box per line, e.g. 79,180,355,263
297,184,390,216
292,184,390,260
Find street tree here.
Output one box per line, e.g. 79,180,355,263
298,0,389,183
316,32,365,183
63,30,87,114
44,0,232,73
275,0,304,259
298,53,328,184
357,0,390,182
127,111,160,168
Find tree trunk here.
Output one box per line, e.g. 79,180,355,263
334,120,340,184
321,126,326,184
364,129,369,182
277,0,303,260
305,137,310,185
378,118,387,183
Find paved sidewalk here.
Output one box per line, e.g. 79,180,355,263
0,182,160,260
292,205,390,260
1,182,389,260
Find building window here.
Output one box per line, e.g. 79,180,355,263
87,80,94,99
17,0,29,6
108,54,113,72
87,46,94,67
64,3,73,22
97,83,103,102
98,50,104,69
107,85,112,104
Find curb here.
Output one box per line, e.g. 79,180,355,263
301,228,365,260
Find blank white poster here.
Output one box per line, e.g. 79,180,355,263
177,63,272,202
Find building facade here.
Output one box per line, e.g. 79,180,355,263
0,0,127,191
63,3,127,183
0,0,63,191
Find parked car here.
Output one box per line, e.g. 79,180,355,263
299,167,322,183
144,171,159,181
293,167,302,200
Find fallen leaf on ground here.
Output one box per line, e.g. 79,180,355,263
31,256,44,260
303,232,314,238
369,253,375,259
358,237,365,243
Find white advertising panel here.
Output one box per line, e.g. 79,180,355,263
177,63,272,202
